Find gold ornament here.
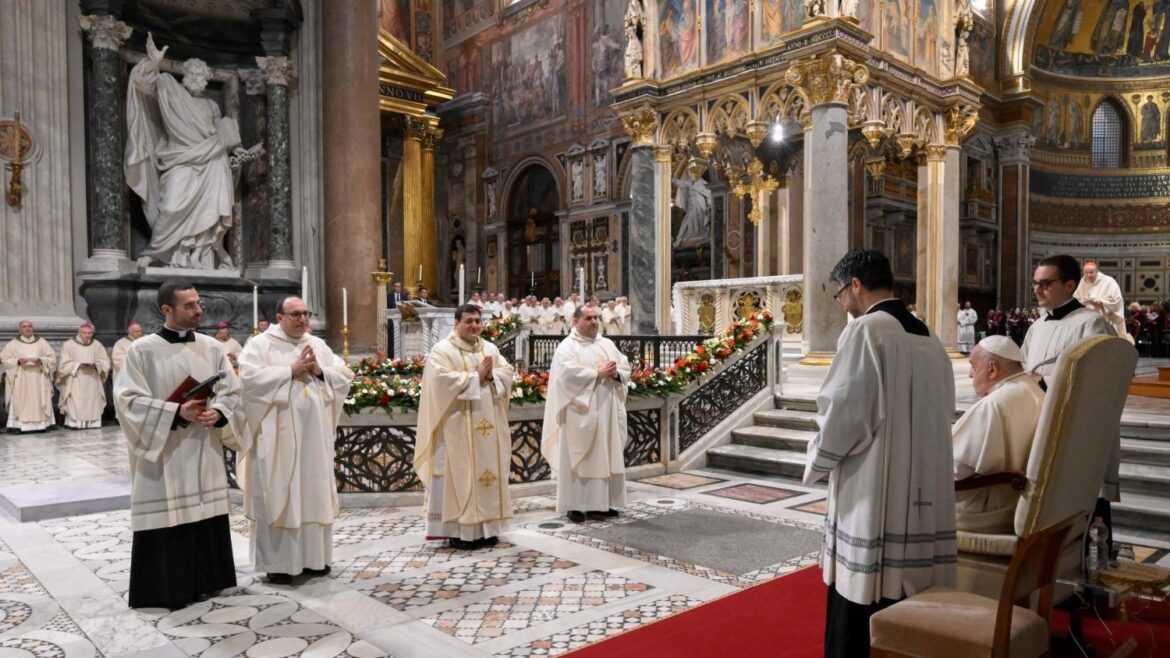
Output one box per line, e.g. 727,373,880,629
619,104,659,147
784,52,869,107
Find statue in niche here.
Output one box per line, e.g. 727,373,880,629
839,0,859,19
954,2,972,77
672,168,712,248
623,0,644,79
593,155,608,198
125,34,248,270
570,159,585,201
1068,98,1085,146
486,180,497,218
804,0,825,17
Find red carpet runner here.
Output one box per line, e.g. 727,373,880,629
569,566,827,658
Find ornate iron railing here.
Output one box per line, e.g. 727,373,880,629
625,408,660,467
335,425,422,492
525,334,707,370
678,339,769,452
489,329,521,363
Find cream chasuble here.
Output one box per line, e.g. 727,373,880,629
952,372,1045,533
957,309,977,351
111,336,136,380
1074,272,1128,340
804,309,957,605
219,336,244,367
57,337,111,428
2,337,57,431
615,304,630,334
238,325,353,573
601,308,620,336
114,331,249,532
415,333,515,540
541,330,631,514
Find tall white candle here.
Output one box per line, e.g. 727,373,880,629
342,287,348,326
530,271,534,286
477,266,482,285
252,286,258,328
418,263,423,281
458,264,465,306
301,266,309,308
578,267,585,300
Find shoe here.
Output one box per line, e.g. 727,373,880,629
567,511,586,523
603,508,620,517
267,572,293,585
304,565,331,577
448,538,477,550
478,536,500,548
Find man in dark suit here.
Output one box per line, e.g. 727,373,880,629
387,281,411,358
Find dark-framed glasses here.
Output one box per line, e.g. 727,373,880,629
283,310,313,319
1030,278,1060,290
833,284,849,301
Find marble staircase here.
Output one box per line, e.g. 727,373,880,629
707,393,1170,540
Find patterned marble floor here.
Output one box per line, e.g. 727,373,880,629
3,427,1170,658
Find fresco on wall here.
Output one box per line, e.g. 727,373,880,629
380,0,411,44
759,0,805,46
1035,0,1170,76
592,0,627,107
856,0,877,33
659,0,701,77
707,0,751,64
442,0,495,46
917,0,940,74
487,15,567,131
969,17,996,90
884,0,913,61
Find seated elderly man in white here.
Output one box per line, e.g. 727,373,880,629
952,336,1045,533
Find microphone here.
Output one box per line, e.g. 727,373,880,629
183,370,227,400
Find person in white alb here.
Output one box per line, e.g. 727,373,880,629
57,323,111,429
957,301,977,353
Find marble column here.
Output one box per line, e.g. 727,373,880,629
994,131,1035,309
238,69,269,269
755,190,773,277
626,146,657,334
653,146,673,334
323,0,381,350
917,145,950,348
403,116,442,295
78,13,132,271
256,56,294,271
776,176,792,273
420,122,441,294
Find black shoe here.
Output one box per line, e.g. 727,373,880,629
267,572,293,585
567,511,586,523
604,508,620,517
478,536,499,548
304,565,331,577
448,538,477,550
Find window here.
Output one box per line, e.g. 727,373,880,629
1091,102,1124,168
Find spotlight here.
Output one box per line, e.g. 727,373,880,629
769,119,784,144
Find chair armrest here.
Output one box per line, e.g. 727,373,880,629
955,471,1028,492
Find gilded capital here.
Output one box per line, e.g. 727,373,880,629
78,14,132,51
925,144,949,162
784,52,869,107
406,116,443,149
620,104,660,147
943,105,978,146
652,144,673,164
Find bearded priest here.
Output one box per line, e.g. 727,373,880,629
238,296,353,585
57,323,111,429
415,304,516,549
542,305,630,523
2,320,58,433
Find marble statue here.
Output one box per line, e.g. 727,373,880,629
804,0,826,17
955,2,973,77
839,0,859,18
571,159,585,201
125,33,246,270
623,0,644,80
672,171,712,248
593,155,608,198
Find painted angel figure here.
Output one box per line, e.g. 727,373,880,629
125,33,246,270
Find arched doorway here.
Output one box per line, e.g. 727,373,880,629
506,164,561,299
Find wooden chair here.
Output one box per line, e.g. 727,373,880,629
870,513,1078,658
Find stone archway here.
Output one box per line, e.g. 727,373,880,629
505,164,562,300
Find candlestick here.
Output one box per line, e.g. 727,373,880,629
342,287,348,326
578,267,585,300
477,266,482,285
341,325,350,363
418,263,423,281
458,263,466,306
301,266,309,308
530,271,535,286
252,286,258,331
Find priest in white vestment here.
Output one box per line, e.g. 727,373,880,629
803,249,957,658
601,302,622,336
2,320,57,433
57,323,111,429
214,322,244,369
542,306,631,523
1021,255,1119,544
953,336,1045,533
111,321,144,381
1074,259,1128,341
957,302,977,353
238,296,354,584
415,305,516,549
614,297,631,335
114,280,248,609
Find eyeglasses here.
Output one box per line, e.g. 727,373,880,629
179,300,206,311
282,311,313,319
833,284,849,301
1031,278,1060,290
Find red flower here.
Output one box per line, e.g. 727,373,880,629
380,394,390,404
697,360,709,372
695,345,706,356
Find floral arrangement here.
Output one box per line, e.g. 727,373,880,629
482,314,523,341
343,310,773,414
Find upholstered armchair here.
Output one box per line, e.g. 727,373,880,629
953,335,1138,598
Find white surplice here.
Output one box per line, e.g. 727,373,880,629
804,310,957,605
415,334,515,541
1074,272,1128,340
1,337,57,431
237,325,354,574
541,330,631,514
1021,303,1118,498
952,372,1045,533
957,308,977,352
114,330,249,532
57,337,111,429
111,336,137,380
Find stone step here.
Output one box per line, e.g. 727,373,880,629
752,409,819,431
707,444,807,479
1114,491,1170,537
1119,419,1170,442
773,395,818,413
1118,463,1170,497
730,425,816,452
1120,438,1170,467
